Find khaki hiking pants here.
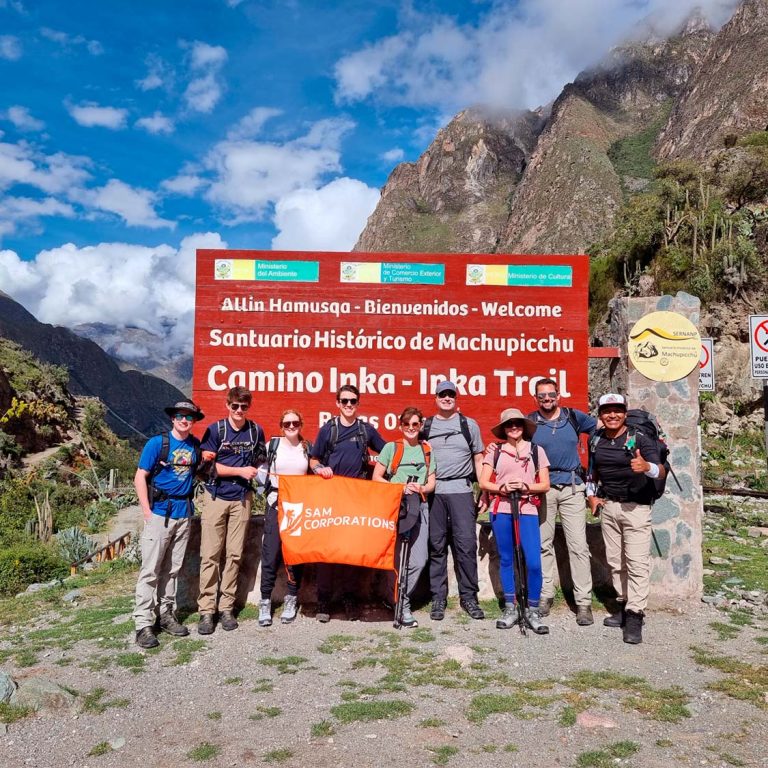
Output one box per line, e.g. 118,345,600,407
539,485,592,607
197,491,253,614
133,513,190,631
601,500,652,613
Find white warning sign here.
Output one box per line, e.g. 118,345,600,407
699,338,714,392
749,315,768,379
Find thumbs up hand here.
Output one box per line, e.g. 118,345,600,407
630,448,649,474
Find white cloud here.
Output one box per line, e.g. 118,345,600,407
226,107,282,140
135,112,174,135
0,140,91,194
161,172,205,195
272,177,380,251
0,232,226,356
79,179,175,229
136,53,171,92
0,35,22,60
183,41,228,112
204,117,354,221
334,0,741,112
39,27,103,55
0,196,75,237
3,106,45,132
381,147,404,163
66,101,128,129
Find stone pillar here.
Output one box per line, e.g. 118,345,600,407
611,292,703,605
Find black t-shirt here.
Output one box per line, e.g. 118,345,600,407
593,430,660,505
311,418,386,478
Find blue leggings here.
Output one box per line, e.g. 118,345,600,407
491,512,542,606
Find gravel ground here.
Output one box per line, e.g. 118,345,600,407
2,591,767,768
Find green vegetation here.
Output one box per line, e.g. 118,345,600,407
0,702,32,723
691,646,768,709
317,634,357,654
467,691,555,723
263,748,293,764
170,639,207,666
186,742,221,761
88,742,112,757
207,711,222,720
428,745,459,765
331,699,415,723
310,720,336,738
419,717,446,728
559,705,577,726
260,655,308,674
576,740,640,767
250,705,282,720
82,687,130,714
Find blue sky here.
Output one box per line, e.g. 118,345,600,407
0,0,738,356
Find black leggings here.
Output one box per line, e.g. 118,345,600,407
260,502,302,599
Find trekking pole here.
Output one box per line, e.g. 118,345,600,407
510,490,528,636
393,531,410,629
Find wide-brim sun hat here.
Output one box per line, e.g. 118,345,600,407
164,400,205,421
490,407,537,440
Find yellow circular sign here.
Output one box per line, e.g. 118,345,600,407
628,311,701,382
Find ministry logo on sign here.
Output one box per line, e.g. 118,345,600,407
279,502,304,537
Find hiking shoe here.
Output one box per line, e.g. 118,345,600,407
460,598,485,620
316,602,331,623
496,605,517,630
280,595,299,624
538,597,554,617
623,610,644,644
343,597,360,622
430,599,447,621
258,599,272,627
135,626,159,649
197,613,215,635
400,606,418,628
525,607,550,635
576,606,594,626
220,610,238,631
158,610,189,637
603,603,626,628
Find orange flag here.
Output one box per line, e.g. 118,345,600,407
277,475,403,569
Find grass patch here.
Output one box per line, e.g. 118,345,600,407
419,717,446,728
170,639,207,666
81,687,130,714
115,652,146,673
428,745,459,765
260,655,308,674
187,742,220,761
480,744,497,753
14,648,39,667
719,754,745,767
407,627,435,643
504,744,519,752
656,739,673,747
263,748,293,763
710,621,741,641
252,681,274,693
88,742,112,756
223,676,242,685
576,740,640,767
310,719,336,738
207,711,221,720
691,646,768,709
0,701,32,723
467,691,555,723
331,699,414,723
317,634,357,654
559,705,577,726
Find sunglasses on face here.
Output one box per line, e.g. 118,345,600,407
174,414,195,422
401,421,421,429
536,392,558,401
282,420,301,429
437,391,456,399
339,398,358,406
505,421,525,429
229,403,249,411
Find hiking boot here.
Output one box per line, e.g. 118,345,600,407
576,606,594,626
316,602,331,623
258,599,272,627
538,597,554,617
280,595,299,624
135,626,159,649
343,597,360,622
400,606,418,628
158,609,189,637
460,598,485,620
496,605,517,630
197,613,215,635
603,603,626,628
430,599,447,621
219,610,238,631
623,610,644,644
525,607,550,635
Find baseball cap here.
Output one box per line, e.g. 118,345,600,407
597,393,627,410
435,380,458,396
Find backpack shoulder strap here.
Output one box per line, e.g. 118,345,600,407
564,407,580,435
356,418,368,447
421,440,431,474
530,444,539,473
151,430,171,478
323,417,339,465
217,418,227,442
389,439,406,477
421,416,433,441
492,442,502,472
458,413,473,450
267,436,280,469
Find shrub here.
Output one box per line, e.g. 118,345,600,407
0,543,68,595
50,484,97,531
0,476,36,547
84,500,117,533
55,527,96,564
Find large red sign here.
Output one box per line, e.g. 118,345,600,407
192,250,589,440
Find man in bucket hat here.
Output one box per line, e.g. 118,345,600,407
586,393,664,644
133,400,204,649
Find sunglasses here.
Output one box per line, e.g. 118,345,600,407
229,403,249,411
174,414,195,422
536,392,558,401
282,420,301,429
505,421,525,429
401,421,421,429
437,391,457,399
339,398,358,405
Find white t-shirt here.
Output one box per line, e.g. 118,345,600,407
262,438,309,506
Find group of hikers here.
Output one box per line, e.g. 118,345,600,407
132,378,665,650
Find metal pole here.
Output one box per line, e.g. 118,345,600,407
764,380,768,473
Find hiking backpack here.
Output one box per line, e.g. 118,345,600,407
322,417,374,478
147,430,201,517
490,442,541,508
386,439,432,480
420,413,477,481
206,418,265,498
263,436,313,495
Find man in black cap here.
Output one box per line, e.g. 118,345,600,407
133,400,204,649
421,381,485,620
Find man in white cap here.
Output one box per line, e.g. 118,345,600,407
133,400,204,649
421,381,485,621
586,393,664,644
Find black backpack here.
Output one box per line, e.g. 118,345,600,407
148,430,201,519
322,417,373,478
421,413,477,481
264,436,313,496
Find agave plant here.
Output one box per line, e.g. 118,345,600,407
55,527,96,564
